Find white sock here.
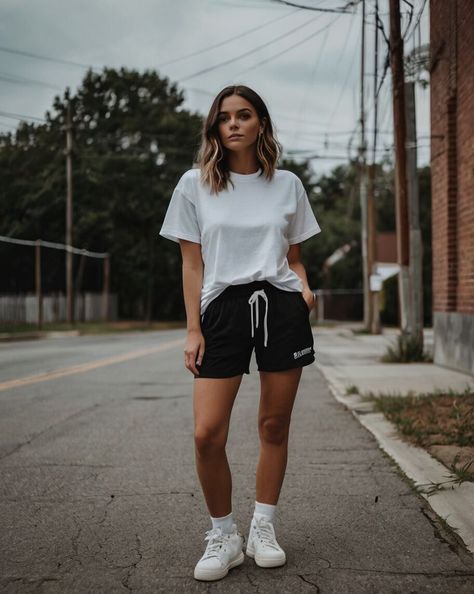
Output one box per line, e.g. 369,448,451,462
210,511,234,534
253,500,276,523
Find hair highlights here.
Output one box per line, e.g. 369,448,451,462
195,85,282,195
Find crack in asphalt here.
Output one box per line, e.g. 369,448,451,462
298,574,321,591
97,494,116,526
120,533,143,592
246,573,261,592
0,402,102,462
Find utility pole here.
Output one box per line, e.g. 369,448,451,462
102,255,110,322
35,240,43,330
65,88,74,324
368,0,381,334
389,0,411,338
405,81,424,348
359,0,369,330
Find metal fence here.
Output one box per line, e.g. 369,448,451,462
0,293,118,324
314,289,364,322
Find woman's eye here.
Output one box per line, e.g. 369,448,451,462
219,114,250,122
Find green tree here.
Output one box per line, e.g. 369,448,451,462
0,67,202,319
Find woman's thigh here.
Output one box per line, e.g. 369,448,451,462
258,367,302,427
193,375,244,439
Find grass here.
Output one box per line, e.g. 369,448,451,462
0,320,186,335
365,387,474,487
345,384,360,395
381,332,433,363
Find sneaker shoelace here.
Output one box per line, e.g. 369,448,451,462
201,527,229,560
254,517,281,551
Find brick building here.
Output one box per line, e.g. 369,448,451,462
430,0,474,375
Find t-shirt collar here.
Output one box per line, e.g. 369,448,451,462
229,167,263,182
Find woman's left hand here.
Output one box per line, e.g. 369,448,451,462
302,288,315,312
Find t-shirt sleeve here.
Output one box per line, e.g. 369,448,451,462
159,186,201,244
287,183,322,244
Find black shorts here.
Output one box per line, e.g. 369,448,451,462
194,280,315,378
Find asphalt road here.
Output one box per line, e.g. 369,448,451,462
1,330,474,593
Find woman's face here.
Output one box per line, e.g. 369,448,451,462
216,94,262,153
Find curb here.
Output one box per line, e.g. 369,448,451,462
315,361,474,556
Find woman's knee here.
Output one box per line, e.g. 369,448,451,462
194,425,227,456
258,416,289,445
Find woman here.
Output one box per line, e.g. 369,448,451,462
159,84,321,582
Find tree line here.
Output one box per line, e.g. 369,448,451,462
0,67,431,324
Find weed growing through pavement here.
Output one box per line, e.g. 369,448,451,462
414,458,474,497
381,332,432,363
345,384,359,395
365,386,474,491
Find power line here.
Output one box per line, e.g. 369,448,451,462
177,11,325,81
0,109,46,123
233,13,341,77
403,0,428,42
401,0,414,39
157,7,303,68
0,45,98,71
269,0,361,14
326,10,359,128
289,17,332,150
0,71,63,91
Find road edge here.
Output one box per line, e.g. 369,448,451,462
315,361,474,556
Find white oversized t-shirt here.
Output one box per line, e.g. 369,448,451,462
159,167,322,316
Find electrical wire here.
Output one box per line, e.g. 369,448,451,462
269,0,361,14
289,20,332,150
403,0,428,42
232,13,341,77
177,11,325,81
156,7,302,68
0,71,63,91
0,45,98,71
0,109,46,123
326,10,359,128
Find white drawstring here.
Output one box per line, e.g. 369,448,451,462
248,289,269,347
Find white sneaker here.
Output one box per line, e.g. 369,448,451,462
245,515,286,567
194,523,245,581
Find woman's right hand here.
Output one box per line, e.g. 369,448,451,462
184,329,205,376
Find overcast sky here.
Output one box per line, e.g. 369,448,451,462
0,0,430,177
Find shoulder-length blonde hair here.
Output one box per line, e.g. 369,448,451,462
195,85,282,195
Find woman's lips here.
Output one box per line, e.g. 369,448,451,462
229,135,243,140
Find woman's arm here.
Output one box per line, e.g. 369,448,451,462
179,239,205,375
287,243,315,310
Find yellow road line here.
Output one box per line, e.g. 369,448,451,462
0,338,184,392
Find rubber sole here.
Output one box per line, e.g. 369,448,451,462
194,550,245,581
245,542,286,568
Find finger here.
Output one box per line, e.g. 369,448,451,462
196,345,204,367
185,351,196,373
184,353,192,373
189,351,200,375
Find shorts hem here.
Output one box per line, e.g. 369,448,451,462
257,356,315,373
194,370,250,379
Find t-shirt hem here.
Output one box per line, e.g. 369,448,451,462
287,226,321,245
159,229,201,244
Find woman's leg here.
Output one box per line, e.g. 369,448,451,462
193,375,243,517
255,367,303,504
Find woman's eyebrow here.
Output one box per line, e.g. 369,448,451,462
218,108,252,115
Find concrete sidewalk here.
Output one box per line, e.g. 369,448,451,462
1,330,474,592
314,322,474,557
